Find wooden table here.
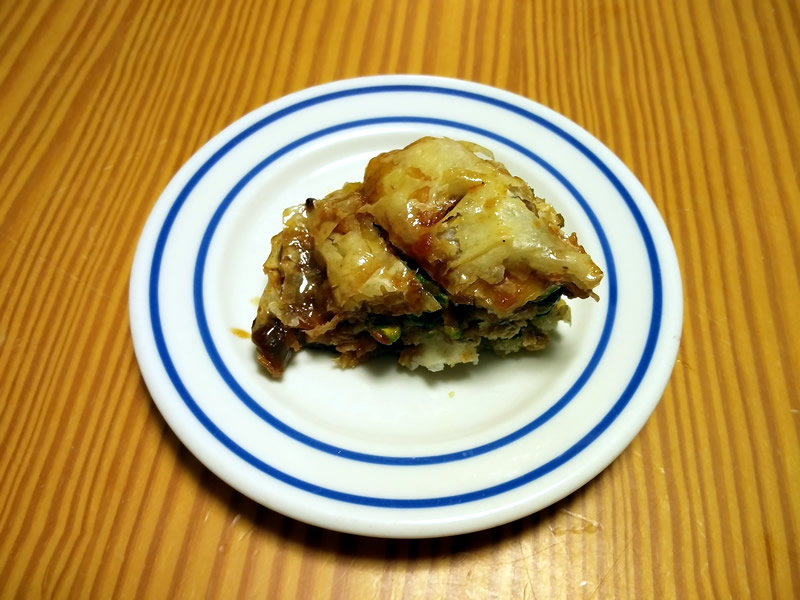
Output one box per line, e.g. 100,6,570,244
2,0,798,597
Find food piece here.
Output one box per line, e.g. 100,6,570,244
252,137,603,377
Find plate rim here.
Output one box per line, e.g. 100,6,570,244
129,74,683,536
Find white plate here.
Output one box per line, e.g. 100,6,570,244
129,75,682,537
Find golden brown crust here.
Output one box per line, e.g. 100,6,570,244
360,137,603,314
251,137,603,376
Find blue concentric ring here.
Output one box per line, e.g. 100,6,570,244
193,117,617,465
147,83,662,507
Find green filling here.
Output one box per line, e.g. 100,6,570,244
371,324,402,344
415,271,449,308
443,325,462,340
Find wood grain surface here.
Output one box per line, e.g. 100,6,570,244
2,0,798,597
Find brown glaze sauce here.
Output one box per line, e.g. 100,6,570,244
281,224,333,329
251,319,300,377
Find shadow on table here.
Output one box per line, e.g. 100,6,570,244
149,391,607,562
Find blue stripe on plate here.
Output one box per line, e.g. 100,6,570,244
147,83,662,507
192,116,617,465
